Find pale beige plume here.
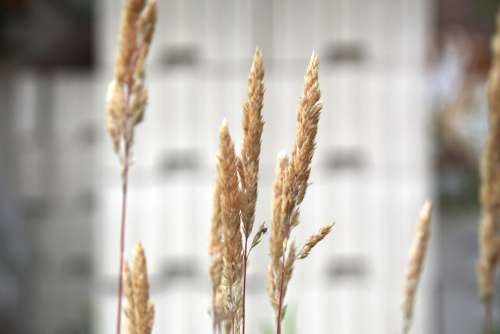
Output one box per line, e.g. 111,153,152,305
402,201,432,334
106,0,157,172
267,53,332,331
218,120,243,329
477,11,500,305
123,243,155,334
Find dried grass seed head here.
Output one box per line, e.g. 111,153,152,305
209,159,224,328
277,53,322,231
250,222,268,251
123,243,155,334
477,11,500,303
240,47,265,238
123,261,138,334
218,120,243,317
402,201,432,333
270,153,289,268
289,52,321,206
297,223,334,260
106,0,157,167
267,54,324,320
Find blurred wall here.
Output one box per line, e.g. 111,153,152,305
0,1,94,331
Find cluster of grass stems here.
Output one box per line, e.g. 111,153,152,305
104,1,500,333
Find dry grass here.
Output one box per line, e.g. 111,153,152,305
107,0,157,169
106,1,157,333
209,160,224,333
297,223,335,260
477,11,500,333
218,120,244,332
402,201,432,334
208,51,334,334
123,243,155,334
238,49,265,334
208,49,267,334
267,53,333,334
268,154,289,315
239,48,265,239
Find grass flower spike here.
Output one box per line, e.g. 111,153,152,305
218,120,244,332
239,48,265,334
267,53,333,334
209,162,224,333
107,0,157,167
106,1,157,333
268,154,289,315
239,48,265,239
477,11,500,333
123,243,155,334
209,49,266,334
297,223,335,260
402,201,432,334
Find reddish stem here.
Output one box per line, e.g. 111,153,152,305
242,238,249,334
115,159,129,334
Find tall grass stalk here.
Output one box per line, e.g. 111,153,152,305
209,49,266,334
402,201,432,334
106,0,157,333
478,11,500,334
267,52,333,334
239,48,265,334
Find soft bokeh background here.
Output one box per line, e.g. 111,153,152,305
0,0,499,333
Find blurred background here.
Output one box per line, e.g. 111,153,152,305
0,0,498,333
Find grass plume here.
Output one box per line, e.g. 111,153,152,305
218,120,244,332
267,53,333,334
297,223,335,260
106,0,157,333
478,11,500,334
209,161,224,333
239,48,265,334
123,243,155,334
209,49,266,334
107,0,157,167
239,48,265,238
402,201,432,334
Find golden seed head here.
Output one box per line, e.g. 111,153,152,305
209,51,267,332
477,12,500,304
239,47,265,238
297,223,334,260
218,120,243,319
402,201,432,333
123,243,155,334
209,157,224,329
107,0,157,169
267,54,325,321
289,52,322,206
270,154,289,269
250,223,268,251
